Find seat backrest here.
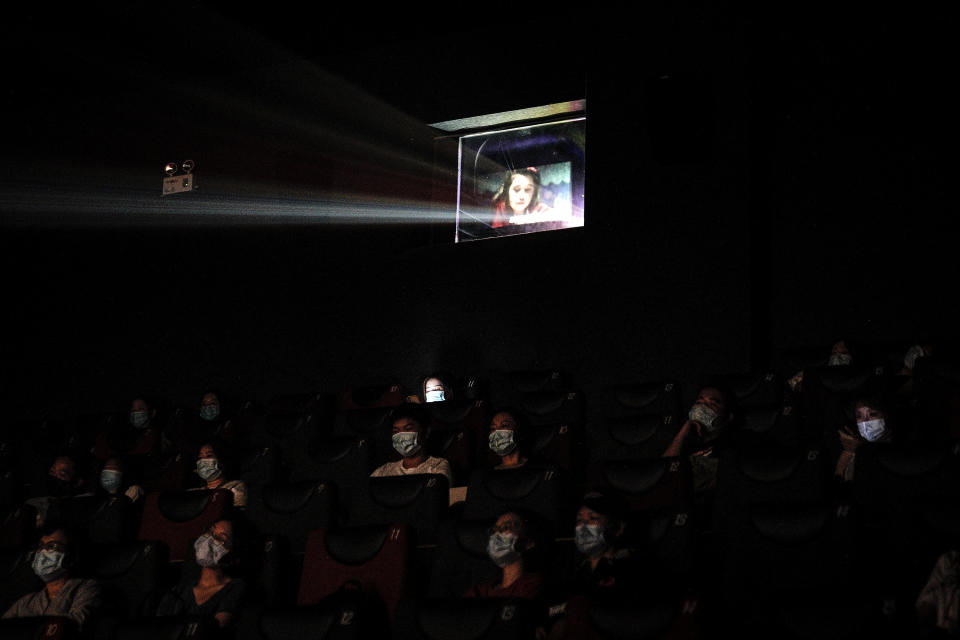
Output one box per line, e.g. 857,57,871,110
136,489,232,562
462,467,564,538
348,475,449,546
394,597,540,640
243,479,336,553
90,540,168,620
426,516,499,598
297,524,408,622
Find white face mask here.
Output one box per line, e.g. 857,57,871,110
194,533,228,567
32,549,67,582
688,404,725,439
574,523,608,557
392,431,421,458
489,430,517,456
857,418,887,442
424,389,446,403
487,532,521,568
828,353,852,366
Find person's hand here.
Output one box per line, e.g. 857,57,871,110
838,428,861,454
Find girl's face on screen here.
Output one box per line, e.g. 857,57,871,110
508,174,535,214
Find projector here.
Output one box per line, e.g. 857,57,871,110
161,160,197,196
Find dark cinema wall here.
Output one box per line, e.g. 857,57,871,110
1,6,952,426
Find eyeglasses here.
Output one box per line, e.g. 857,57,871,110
37,541,68,553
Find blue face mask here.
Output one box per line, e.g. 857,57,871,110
200,404,220,421
130,410,149,429
574,523,608,557
392,431,421,458
100,469,122,493
32,549,67,582
489,430,517,456
487,532,521,568
196,458,221,481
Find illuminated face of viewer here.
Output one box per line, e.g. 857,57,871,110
508,174,535,215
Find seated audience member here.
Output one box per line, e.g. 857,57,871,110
488,408,531,469
2,526,102,630
662,385,735,495
916,549,959,635
901,342,934,377
98,457,144,503
834,396,894,482
464,510,543,599
370,404,453,485
787,339,854,395
422,374,452,404
27,454,94,527
157,519,248,632
95,396,166,460
192,443,248,509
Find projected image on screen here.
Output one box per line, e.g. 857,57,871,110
456,117,585,242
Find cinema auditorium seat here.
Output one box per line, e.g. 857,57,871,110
586,457,692,513
424,399,488,486
137,489,232,562
348,474,449,546
394,597,541,640
425,515,500,598
88,540,168,639
243,479,336,554
559,594,700,640
0,616,78,640
298,524,409,630
462,467,564,538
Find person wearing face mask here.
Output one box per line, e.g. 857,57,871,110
663,385,735,496
97,457,144,503
157,519,248,631
26,454,95,528
191,443,248,508
834,397,894,482
94,396,166,461
488,408,531,469
787,339,854,397
2,527,102,630
464,510,543,599
370,405,453,486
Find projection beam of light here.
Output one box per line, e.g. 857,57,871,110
2,6,467,228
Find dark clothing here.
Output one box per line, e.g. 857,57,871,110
158,578,247,625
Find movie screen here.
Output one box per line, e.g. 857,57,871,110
456,117,585,242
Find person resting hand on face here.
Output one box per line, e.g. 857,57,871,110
191,443,248,508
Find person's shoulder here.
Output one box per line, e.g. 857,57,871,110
371,461,400,477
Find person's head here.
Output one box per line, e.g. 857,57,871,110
129,396,155,429
100,457,124,494
488,408,525,459
422,375,450,404
196,443,224,482
199,391,221,422
828,340,853,366
47,455,82,497
574,491,626,558
853,397,891,442
32,527,76,583
390,404,430,459
903,343,934,372
687,386,733,442
486,510,535,569
194,519,238,569
494,168,542,215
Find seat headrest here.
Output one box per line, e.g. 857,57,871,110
426,400,476,424
418,599,508,640
603,460,668,495
588,601,676,638
93,543,153,579
818,367,873,392
310,436,356,463
345,407,392,435
348,385,398,408
156,490,217,522
750,504,829,544
481,469,542,501
324,526,390,565
613,383,671,410
519,391,567,416
455,519,493,558
876,447,943,476
259,609,337,640
509,370,562,393
369,475,444,509
737,444,804,483
263,482,327,513
607,415,662,446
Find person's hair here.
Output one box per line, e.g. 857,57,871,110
580,491,627,534
390,403,431,432
490,406,530,445
694,380,736,418
491,168,542,213
421,372,455,402
851,395,890,421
